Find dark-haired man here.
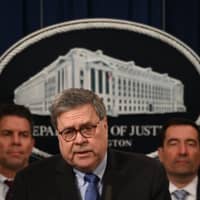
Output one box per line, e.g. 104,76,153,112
0,104,34,200
158,118,200,200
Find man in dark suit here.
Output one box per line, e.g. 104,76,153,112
0,104,35,200
158,118,200,200
12,88,171,200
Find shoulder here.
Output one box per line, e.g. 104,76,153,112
107,149,168,187
17,154,63,177
108,149,162,170
106,149,168,190
29,154,60,168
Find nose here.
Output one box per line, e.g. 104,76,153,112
178,143,188,155
11,133,21,145
74,131,87,144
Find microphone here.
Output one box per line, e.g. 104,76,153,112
104,185,112,200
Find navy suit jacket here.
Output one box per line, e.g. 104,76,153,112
12,149,171,200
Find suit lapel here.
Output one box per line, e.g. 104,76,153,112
54,151,128,200
101,150,126,200
56,156,81,200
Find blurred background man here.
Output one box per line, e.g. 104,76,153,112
0,104,34,200
158,118,200,200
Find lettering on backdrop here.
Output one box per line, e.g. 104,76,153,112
108,125,162,148
33,125,57,137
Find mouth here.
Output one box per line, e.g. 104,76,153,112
8,151,23,157
175,160,189,164
74,150,92,157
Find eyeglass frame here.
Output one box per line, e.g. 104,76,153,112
57,120,102,142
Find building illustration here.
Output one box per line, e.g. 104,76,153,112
14,48,186,116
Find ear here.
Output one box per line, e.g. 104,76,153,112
31,137,35,148
102,117,108,129
158,147,163,162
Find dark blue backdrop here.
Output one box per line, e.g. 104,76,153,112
0,0,200,56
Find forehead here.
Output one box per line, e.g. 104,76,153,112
0,115,31,130
57,104,98,125
165,125,199,140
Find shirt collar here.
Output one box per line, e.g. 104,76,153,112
74,153,107,186
0,174,13,184
169,176,198,197
0,174,6,183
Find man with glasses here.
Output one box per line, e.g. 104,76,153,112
12,88,171,200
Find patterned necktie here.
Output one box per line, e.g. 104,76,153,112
4,180,14,200
84,173,100,200
172,190,189,200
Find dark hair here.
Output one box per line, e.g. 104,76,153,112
159,117,200,147
0,103,34,134
49,88,106,129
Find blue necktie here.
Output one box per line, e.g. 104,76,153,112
172,190,189,200
84,173,100,200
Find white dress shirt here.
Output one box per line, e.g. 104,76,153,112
0,174,13,200
74,153,107,200
169,176,198,200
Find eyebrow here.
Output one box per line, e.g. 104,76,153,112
0,129,31,135
167,138,198,143
60,122,97,130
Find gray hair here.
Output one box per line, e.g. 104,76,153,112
49,88,107,129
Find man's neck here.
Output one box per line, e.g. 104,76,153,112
168,174,197,188
0,167,16,179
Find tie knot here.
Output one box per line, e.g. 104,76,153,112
4,180,13,188
173,189,189,200
84,173,99,184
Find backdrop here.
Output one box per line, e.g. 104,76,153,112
0,18,199,159
0,0,200,56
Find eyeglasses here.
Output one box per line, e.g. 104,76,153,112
58,120,101,142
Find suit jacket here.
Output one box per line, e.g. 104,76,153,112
197,172,200,200
12,149,171,200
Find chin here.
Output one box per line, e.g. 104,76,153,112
7,159,27,170
75,162,96,172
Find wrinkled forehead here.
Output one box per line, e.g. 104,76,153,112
57,104,99,126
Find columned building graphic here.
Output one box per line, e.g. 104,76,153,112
14,48,186,116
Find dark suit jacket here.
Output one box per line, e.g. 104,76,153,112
12,149,171,200
198,174,200,200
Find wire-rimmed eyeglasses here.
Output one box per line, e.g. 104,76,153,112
58,120,101,142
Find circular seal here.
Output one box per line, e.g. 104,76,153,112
0,18,200,158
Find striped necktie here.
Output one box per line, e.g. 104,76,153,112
4,180,14,200
172,189,189,200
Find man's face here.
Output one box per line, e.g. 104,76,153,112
57,104,108,172
0,115,34,172
158,125,200,179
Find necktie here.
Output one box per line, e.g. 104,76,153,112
172,190,189,200
84,173,100,200
4,180,14,200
